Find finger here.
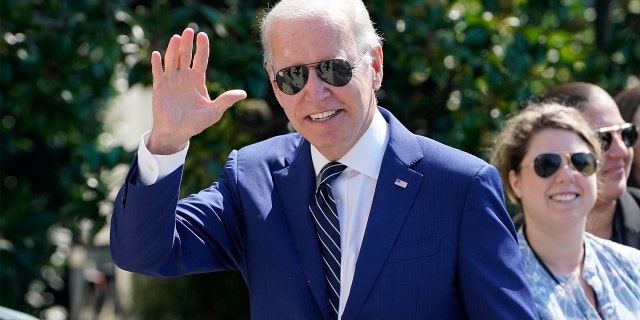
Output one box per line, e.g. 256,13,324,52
192,32,210,74
151,51,163,89
179,28,195,70
210,89,248,113
164,34,181,72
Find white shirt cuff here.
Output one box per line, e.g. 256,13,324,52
137,131,189,185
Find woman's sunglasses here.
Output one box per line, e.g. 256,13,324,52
594,123,639,152
520,152,598,178
271,54,366,95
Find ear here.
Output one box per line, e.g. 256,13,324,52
370,45,383,90
509,170,523,200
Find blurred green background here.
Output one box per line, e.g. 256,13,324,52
1,0,638,318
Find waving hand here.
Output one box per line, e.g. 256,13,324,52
147,28,247,154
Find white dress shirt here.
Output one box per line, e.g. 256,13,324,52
137,110,390,319
310,110,389,319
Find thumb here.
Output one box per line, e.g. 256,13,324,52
211,89,248,113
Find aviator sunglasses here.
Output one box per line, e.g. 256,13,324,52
520,152,598,178
594,123,639,152
271,53,368,95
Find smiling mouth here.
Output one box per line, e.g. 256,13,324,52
550,194,578,202
309,110,337,121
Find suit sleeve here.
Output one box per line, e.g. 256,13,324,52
109,151,244,277
457,164,538,319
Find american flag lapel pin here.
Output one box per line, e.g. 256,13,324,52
394,179,408,188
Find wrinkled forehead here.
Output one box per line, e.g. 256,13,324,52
269,16,356,66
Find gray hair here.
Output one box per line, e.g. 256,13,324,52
258,0,383,65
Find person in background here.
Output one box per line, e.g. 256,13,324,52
615,85,640,188
109,0,537,319
491,102,640,319
537,82,640,250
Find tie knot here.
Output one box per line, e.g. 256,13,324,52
319,162,347,186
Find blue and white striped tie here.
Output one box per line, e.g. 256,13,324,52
309,162,347,320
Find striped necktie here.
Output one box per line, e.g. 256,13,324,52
309,162,347,320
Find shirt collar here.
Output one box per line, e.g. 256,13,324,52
311,109,389,179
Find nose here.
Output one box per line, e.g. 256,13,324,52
605,131,632,159
553,156,577,182
303,67,330,101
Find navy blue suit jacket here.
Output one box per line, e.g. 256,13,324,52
111,107,537,319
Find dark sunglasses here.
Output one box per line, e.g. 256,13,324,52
271,54,366,95
521,152,598,178
594,123,638,152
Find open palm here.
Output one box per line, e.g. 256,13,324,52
148,28,247,154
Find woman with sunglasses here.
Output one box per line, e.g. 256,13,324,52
538,82,640,250
491,102,640,319
615,86,640,188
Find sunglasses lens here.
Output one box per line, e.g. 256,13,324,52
621,124,639,148
274,59,354,95
276,66,309,95
317,59,353,87
595,124,639,151
596,131,612,151
570,152,597,176
533,153,562,178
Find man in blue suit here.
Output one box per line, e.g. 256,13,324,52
110,0,537,318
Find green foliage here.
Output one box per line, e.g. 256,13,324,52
1,0,128,315
2,0,639,318
371,0,639,158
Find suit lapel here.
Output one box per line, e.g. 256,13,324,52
273,140,330,318
272,108,425,318
342,108,425,319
